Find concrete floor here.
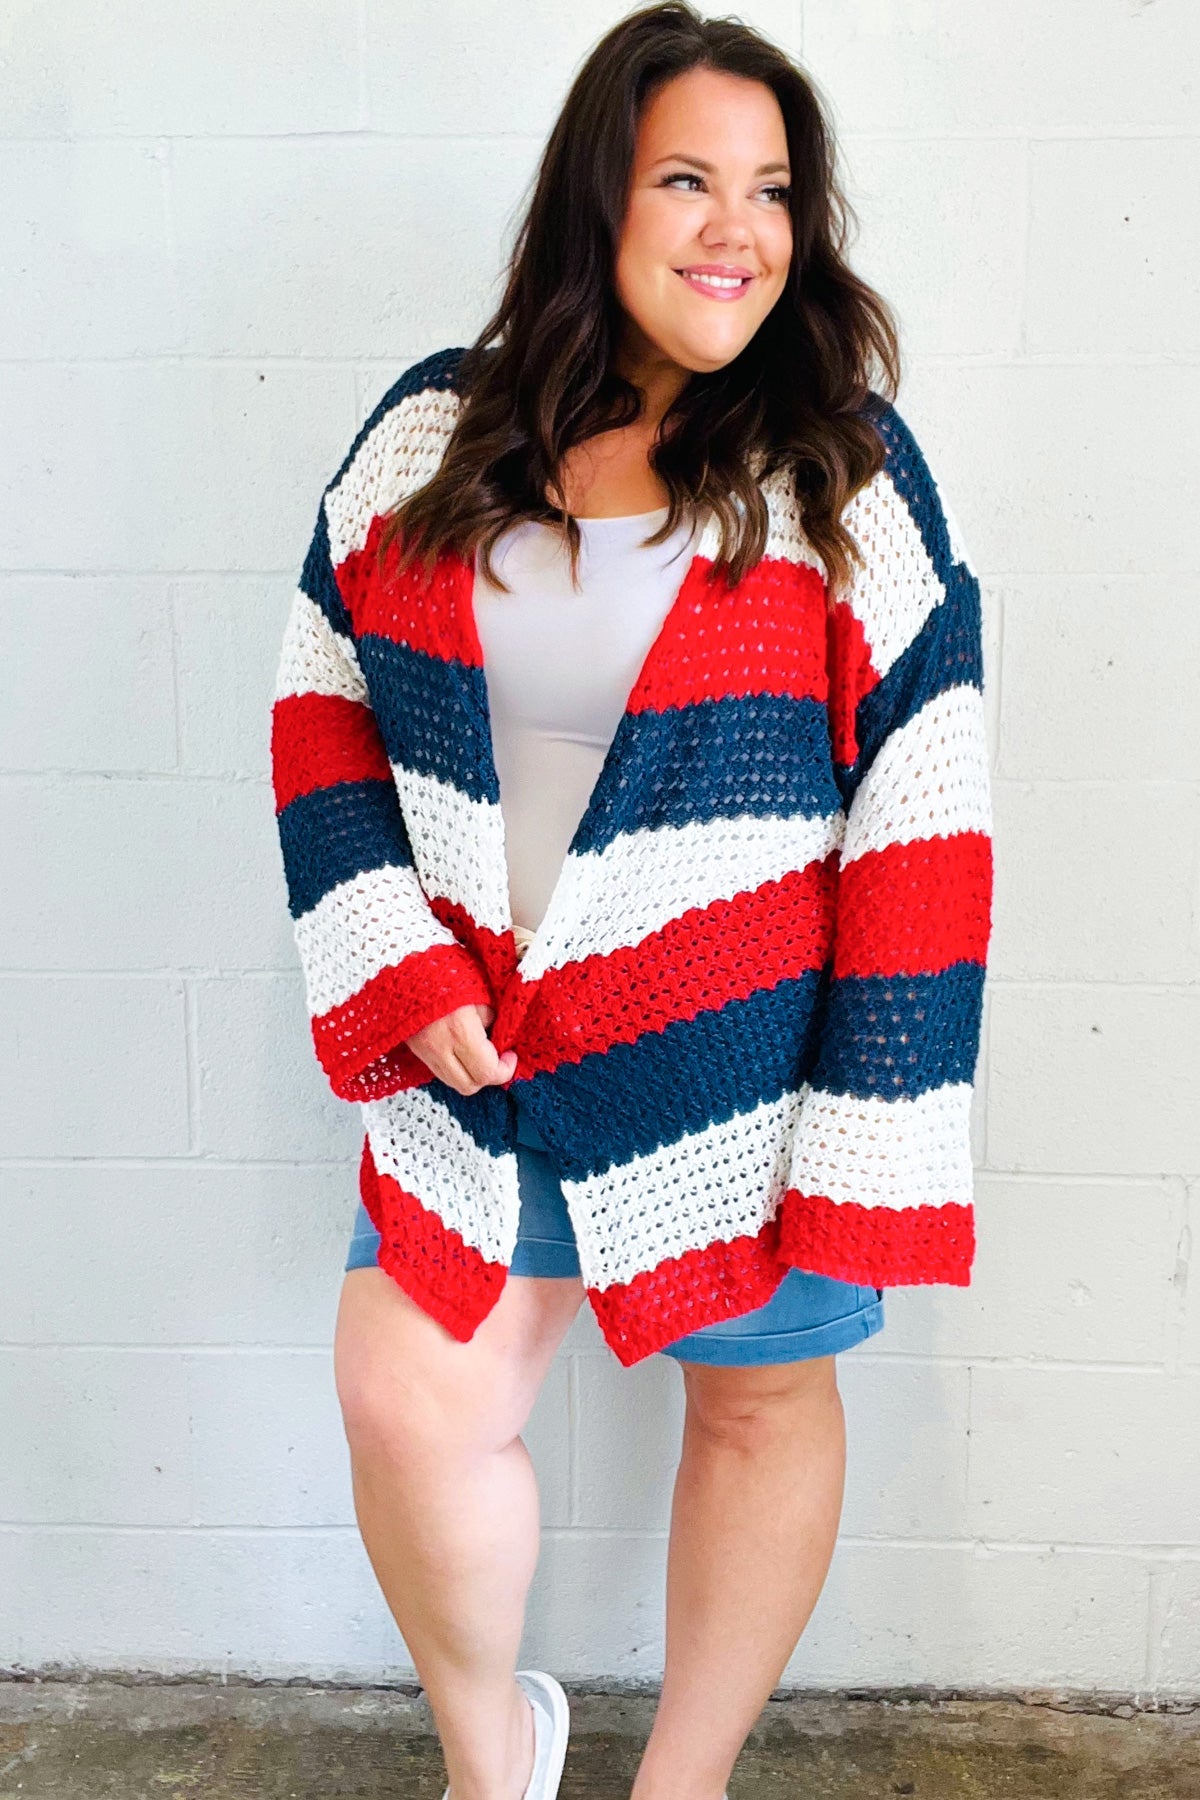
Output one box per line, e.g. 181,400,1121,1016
1,1680,1198,1799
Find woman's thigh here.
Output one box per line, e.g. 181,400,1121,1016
334,1263,585,1459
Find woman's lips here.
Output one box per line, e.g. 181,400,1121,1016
675,269,754,301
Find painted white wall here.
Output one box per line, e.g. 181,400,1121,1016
1,0,1197,1696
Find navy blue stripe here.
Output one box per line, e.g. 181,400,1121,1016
358,636,500,806
278,778,417,919
868,398,957,587
424,1078,514,1162
511,972,828,1179
833,396,985,804
362,640,845,843
299,505,354,644
573,692,844,856
418,961,985,1174
808,962,986,1100
838,560,984,807
411,974,827,1172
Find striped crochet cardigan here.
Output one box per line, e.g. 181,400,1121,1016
270,345,993,1367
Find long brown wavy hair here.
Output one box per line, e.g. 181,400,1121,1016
374,0,900,604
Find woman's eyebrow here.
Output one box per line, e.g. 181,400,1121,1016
649,152,791,177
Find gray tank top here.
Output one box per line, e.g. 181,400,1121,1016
472,503,705,942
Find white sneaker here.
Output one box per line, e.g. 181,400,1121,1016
515,1669,570,1797
441,1668,570,1800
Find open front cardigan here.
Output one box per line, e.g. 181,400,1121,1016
270,345,993,1367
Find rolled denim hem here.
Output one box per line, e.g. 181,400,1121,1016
658,1295,885,1365
345,1229,383,1273
509,1237,582,1279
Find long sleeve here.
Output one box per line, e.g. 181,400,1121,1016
782,402,994,1286
270,486,492,1104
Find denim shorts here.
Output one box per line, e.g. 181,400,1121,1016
346,1092,884,1366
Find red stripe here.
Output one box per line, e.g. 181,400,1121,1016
632,555,831,712
427,896,521,1002
777,1187,974,1287
825,596,877,768
351,539,832,712
505,854,839,1076
833,833,993,978
313,945,493,1101
359,1135,508,1341
271,689,392,813
356,1144,974,1364
588,1216,787,1367
351,523,476,662
591,1186,974,1365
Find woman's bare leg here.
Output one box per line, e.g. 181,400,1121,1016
630,1353,847,1800
334,1266,585,1800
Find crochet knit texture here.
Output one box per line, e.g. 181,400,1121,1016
270,346,993,1366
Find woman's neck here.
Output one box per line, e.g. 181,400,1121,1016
547,423,671,519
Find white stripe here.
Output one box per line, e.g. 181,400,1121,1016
362,1086,519,1265
323,382,829,593
323,384,463,570
518,807,845,978
786,1081,976,1213
274,588,366,706
389,769,846,975
759,461,827,574
391,764,512,932
359,1075,976,1287
562,1087,807,1291
686,462,827,575
841,469,946,681
842,682,992,866
295,861,463,1017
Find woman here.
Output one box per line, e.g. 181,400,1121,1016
270,5,993,1797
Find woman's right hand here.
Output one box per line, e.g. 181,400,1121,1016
406,1002,519,1096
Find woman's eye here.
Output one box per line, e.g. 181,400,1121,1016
661,172,791,204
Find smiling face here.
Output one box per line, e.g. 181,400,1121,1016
612,65,794,395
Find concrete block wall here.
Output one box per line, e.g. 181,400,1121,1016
1,0,1196,1695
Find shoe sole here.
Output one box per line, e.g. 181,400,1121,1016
516,1668,570,1798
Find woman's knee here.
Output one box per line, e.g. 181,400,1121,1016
678,1352,841,1450
333,1267,565,1467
